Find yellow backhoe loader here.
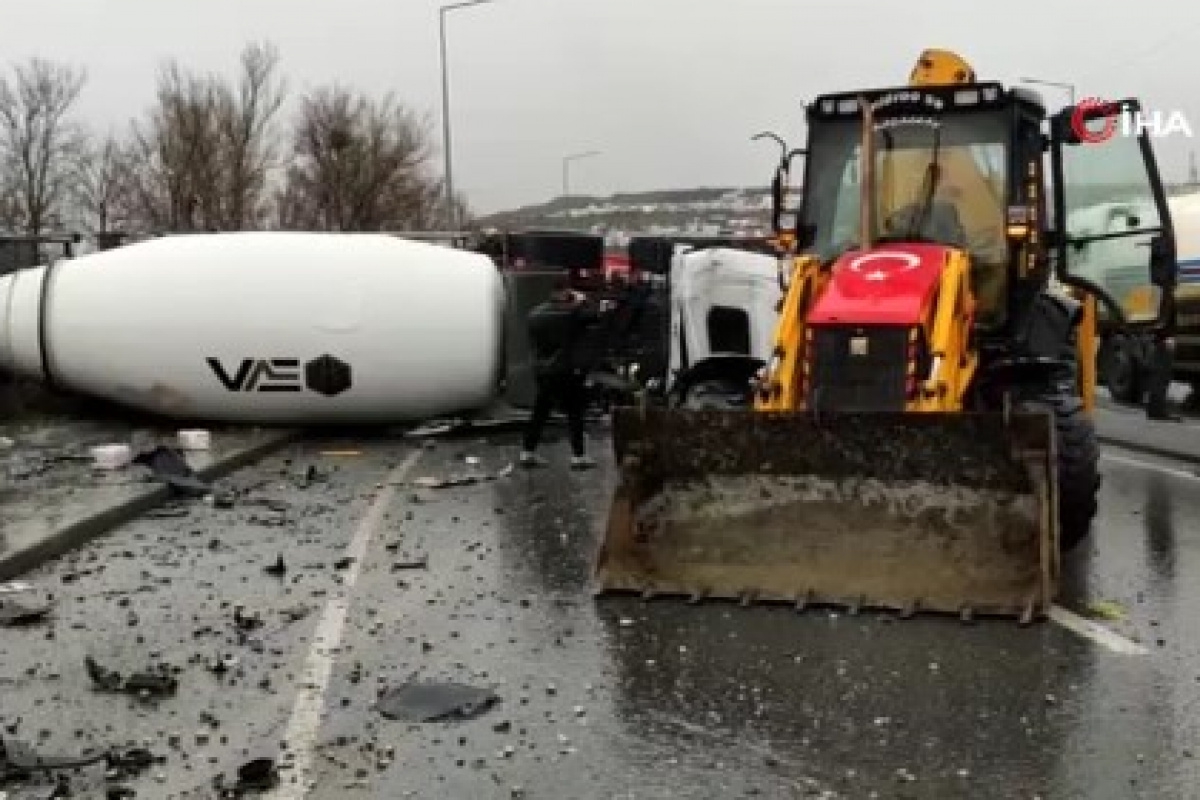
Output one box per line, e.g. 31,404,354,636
594,50,1179,621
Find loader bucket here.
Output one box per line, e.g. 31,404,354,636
594,407,1059,620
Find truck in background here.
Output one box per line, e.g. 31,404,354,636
602,235,782,407
1077,192,1200,405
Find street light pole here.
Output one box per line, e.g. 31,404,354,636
439,0,492,231
1019,76,1077,106
562,150,602,200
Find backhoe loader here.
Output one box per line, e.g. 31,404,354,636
593,49,1179,620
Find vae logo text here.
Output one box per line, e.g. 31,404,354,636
206,355,353,396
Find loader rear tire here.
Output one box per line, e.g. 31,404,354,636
1020,390,1101,553
1101,333,1145,405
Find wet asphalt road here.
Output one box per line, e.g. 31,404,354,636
2,426,1200,799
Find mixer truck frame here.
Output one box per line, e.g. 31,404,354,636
1079,192,1200,407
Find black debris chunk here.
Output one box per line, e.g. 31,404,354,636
84,657,177,697
84,656,124,692
132,445,211,497
123,670,178,697
237,755,279,789
376,682,499,722
0,595,53,626
233,607,263,631
212,490,237,509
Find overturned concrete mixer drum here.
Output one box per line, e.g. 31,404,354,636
0,232,508,423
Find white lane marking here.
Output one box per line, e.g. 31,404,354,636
270,450,421,798
1102,451,1200,482
1049,605,1149,655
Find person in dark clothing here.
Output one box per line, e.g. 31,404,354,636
1146,332,1181,421
519,279,607,468
1145,286,1181,421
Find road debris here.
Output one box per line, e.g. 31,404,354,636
132,445,211,497
235,754,279,790
403,415,529,439
0,585,52,626
295,464,327,489
375,681,499,722
144,504,191,519
1086,600,1127,621
409,463,513,489
0,736,159,787
233,607,263,631
177,429,211,451
0,600,51,627
84,657,178,697
412,475,479,489
91,444,133,471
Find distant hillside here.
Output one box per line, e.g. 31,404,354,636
479,187,787,241
482,180,1200,242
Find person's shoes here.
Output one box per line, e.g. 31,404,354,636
570,454,596,470
518,451,548,468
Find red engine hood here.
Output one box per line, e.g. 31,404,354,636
808,243,951,326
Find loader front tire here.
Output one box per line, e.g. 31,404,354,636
1020,390,1101,553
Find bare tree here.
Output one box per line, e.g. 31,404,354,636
123,41,285,233
276,85,444,231
72,132,131,234
0,58,87,235
124,61,222,232
215,42,286,229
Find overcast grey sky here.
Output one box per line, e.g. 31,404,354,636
6,0,1200,213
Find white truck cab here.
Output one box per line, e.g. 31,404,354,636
663,246,782,407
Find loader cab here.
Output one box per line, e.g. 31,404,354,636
1046,98,1178,330
796,83,1048,330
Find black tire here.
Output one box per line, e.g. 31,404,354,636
1019,390,1101,553
1103,334,1144,405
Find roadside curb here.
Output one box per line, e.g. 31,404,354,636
0,429,300,582
1097,434,1200,470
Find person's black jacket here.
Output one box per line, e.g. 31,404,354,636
527,294,602,378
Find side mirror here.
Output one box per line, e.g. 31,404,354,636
771,171,785,233
754,131,805,238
